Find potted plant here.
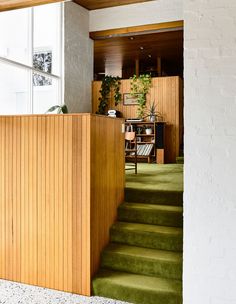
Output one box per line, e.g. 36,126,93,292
130,74,152,118
143,125,153,135
46,104,69,114
97,75,122,115
144,102,162,122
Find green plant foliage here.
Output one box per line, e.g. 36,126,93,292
148,101,157,116
46,104,69,114
97,75,122,115
144,101,163,121
130,74,152,118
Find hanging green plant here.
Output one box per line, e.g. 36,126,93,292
97,75,122,115
130,74,152,118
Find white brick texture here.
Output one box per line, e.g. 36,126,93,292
89,0,183,32
64,2,93,113
184,0,236,303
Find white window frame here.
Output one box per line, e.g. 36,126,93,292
0,2,63,114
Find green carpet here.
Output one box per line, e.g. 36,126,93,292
93,270,182,304
93,164,183,304
118,202,183,227
125,164,183,205
101,244,182,280
110,222,183,251
176,156,184,164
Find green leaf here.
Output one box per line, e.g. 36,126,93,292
46,104,69,114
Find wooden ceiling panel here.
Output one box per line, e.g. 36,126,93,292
0,0,62,12
74,0,152,10
94,30,184,75
0,0,151,12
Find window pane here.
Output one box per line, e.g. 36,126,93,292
33,3,61,76
0,61,31,114
33,74,59,114
0,8,31,65
0,3,62,115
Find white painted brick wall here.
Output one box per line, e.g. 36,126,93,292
64,2,93,113
184,0,236,303
89,0,183,31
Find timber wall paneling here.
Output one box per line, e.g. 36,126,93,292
92,76,183,163
0,114,124,296
90,115,125,276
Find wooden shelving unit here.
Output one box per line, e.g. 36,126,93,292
125,121,156,163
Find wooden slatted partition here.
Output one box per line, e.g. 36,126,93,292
90,115,125,276
92,76,183,163
0,114,124,296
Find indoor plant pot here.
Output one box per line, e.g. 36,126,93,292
145,127,152,135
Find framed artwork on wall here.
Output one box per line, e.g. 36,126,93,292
123,93,141,105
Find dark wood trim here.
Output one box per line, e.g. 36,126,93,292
90,20,184,40
74,0,152,11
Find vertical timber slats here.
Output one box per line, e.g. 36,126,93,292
92,76,183,163
0,114,124,296
90,115,125,276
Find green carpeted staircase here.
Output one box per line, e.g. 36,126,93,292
93,164,183,304
176,156,184,164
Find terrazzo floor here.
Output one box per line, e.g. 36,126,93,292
0,280,129,304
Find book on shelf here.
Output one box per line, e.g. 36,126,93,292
137,144,154,156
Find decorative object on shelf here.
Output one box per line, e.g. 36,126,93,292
97,75,122,115
130,74,152,118
144,101,163,122
107,109,117,118
137,127,143,134
46,104,68,114
107,109,121,118
123,93,141,105
145,127,153,135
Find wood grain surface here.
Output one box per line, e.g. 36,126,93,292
0,0,62,11
0,114,124,295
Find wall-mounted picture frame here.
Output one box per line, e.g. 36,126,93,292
123,93,141,105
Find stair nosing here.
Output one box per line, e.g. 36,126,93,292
103,243,182,263
112,221,183,235
119,202,183,213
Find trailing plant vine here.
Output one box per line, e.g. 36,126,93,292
130,74,152,118
97,75,122,115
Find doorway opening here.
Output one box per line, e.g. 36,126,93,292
91,21,184,304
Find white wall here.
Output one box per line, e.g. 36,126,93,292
64,1,93,113
184,1,236,303
89,0,183,31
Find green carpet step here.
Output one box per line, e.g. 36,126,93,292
92,269,182,304
118,202,183,227
101,243,182,280
176,156,184,164
110,222,183,252
125,188,183,206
